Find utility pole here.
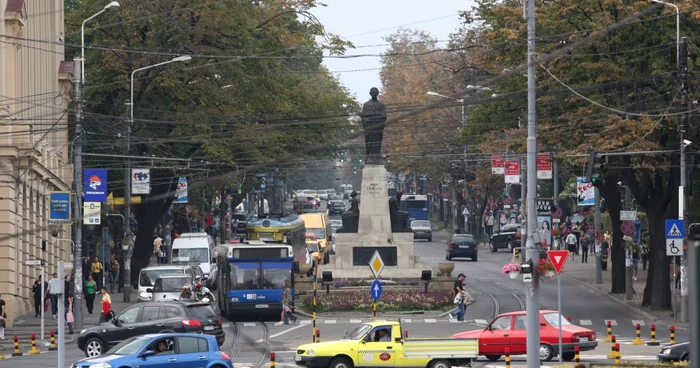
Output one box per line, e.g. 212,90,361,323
520,157,526,251
123,98,133,302
525,0,541,365
72,56,84,330
594,188,603,284
688,223,699,368
679,36,689,323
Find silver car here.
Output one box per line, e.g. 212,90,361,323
411,220,432,241
147,275,194,302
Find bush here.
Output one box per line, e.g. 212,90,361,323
301,289,453,312
332,279,419,288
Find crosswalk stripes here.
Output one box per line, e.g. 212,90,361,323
425,319,437,323
349,319,362,323
474,319,489,324
605,319,618,326
580,319,593,325
632,319,646,326
324,320,337,324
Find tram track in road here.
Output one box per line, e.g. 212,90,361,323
230,321,271,368
467,278,526,320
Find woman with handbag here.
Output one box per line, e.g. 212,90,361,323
100,287,113,323
65,275,74,334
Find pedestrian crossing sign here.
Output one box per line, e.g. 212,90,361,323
665,219,684,239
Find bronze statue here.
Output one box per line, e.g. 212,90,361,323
361,87,387,165
338,191,360,233
389,191,411,232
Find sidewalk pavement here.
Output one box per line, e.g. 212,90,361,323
561,254,688,331
0,291,137,350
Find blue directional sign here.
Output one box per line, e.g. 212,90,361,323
665,219,685,239
370,279,383,301
49,192,71,225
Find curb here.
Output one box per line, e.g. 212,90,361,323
294,309,447,320
564,274,689,332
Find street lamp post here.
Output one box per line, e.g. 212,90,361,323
73,0,120,331
123,55,192,302
651,0,679,68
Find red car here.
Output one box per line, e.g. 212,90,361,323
451,310,597,362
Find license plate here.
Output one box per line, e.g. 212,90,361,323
459,245,470,249
295,356,302,362
256,304,269,309
204,326,215,331
579,337,589,342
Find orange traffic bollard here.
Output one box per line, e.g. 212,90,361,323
670,325,676,344
49,330,57,351
647,324,659,346
505,347,511,368
607,335,616,359
632,323,644,345
604,320,613,342
28,333,41,354
574,345,580,364
12,336,22,357
315,329,321,343
270,352,276,368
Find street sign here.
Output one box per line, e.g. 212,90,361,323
621,221,636,236
547,250,569,274
665,219,685,239
505,161,520,184
25,260,42,266
667,239,682,256
620,211,638,221
536,199,553,215
370,279,383,301
536,153,552,179
48,192,71,225
368,251,385,279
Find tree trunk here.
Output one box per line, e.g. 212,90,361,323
642,209,671,309
596,174,626,294
130,170,177,283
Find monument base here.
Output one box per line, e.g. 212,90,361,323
323,165,429,279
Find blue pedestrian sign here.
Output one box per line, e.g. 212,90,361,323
370,279,383,301
665,219,685,239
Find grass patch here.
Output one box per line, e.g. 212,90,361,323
300,289,453,313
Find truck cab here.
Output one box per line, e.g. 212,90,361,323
295,321,478,368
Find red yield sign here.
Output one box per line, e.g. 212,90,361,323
547,250,569,274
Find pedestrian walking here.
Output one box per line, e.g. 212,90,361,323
565,232,577,260
640,240,649,270
448,273,466,322
85,274,97,316
153,235,163,264
280,280,297,325
0,293,6,340
581,234,589,263
32,275,46,317
601,241,609,271
632,243,640,281
572,222,582,254
46,272,59,319
109,254,120,293
82,255,92,282
99,287,113,323
486,211,494,237
91,257,104,291
64,275,74,334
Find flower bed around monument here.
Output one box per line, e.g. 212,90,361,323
300,289,453,313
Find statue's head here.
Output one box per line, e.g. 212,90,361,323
369,87,379,100
396,191,403,200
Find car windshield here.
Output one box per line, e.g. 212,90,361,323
187,305,218,320
155,276,191,292
452,236,475,244
411,220,430,228
307,228,326,240
172,248,209,263
139,269,183,287
105,336,150,355
307,243,319,252
543,313,573,327
346,324,373,340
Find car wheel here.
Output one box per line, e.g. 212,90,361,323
562,352,575,361
539,343,554,361
329,357,353,368
489,241,497,253
446,253,452,260
485,355,501,362
84,337,105,357
429,359,450,368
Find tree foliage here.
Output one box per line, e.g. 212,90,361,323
65,0,356,279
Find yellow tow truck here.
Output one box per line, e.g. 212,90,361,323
295,320,479,368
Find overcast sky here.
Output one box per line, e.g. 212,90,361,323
312,0,472,102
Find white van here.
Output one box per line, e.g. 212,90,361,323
170,232,216,278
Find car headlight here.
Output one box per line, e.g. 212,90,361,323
661,348,671,355
139,291,149,299
306,350,315,356
89,363,112,368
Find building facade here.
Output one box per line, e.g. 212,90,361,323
1,0,73,325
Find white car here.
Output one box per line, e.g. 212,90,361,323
317,190,328,200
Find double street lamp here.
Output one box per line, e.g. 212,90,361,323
122,55,192,302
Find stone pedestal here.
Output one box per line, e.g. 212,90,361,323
327,165,429,279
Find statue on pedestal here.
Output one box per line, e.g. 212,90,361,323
389,191,411,232
361,87,387,165
338,191,359,233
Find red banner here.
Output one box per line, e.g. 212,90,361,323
491,154,505,175
537,153,552,179
505,161,520,184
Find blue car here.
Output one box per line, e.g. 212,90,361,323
72,333,232,368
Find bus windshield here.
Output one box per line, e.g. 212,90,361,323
172,248,209,263
229,261,291,289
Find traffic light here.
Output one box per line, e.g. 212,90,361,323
358,158,363,164
586,150,605,184
353,166,357,174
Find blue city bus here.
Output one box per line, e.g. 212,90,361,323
215,242,296,321
400,194,429,221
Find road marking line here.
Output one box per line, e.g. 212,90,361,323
579,320,593,325
474,319,489,324
256,323,307,343
631,320,646,326
223,322,232,328
243,322,257,327
300,320,311,325
402,319,413,323
424,319,437,323
349,319,362,323
325,320,337,324
604,319,618,326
